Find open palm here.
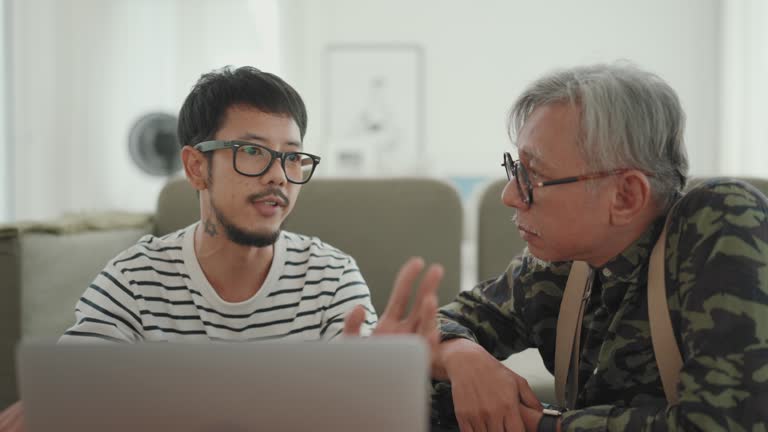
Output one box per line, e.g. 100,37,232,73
344,257,444,353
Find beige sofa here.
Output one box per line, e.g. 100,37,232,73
0,176,464,409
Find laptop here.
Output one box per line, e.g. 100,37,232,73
17,337,428,432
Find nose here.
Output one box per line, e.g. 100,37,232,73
501,179,526,210
260,157,288,185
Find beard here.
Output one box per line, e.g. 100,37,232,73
511,213,551,265
209,195,284,248
204,165,291,248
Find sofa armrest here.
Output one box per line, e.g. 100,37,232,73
0,214,153,409
0,228,21,410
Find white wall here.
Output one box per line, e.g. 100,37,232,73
288,0,721,178
11,0,281,221
0,0,9,222
10,0,722,221
719,0,768,177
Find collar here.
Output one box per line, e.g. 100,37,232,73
592,216,666,311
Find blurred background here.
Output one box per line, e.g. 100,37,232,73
1,0,767,223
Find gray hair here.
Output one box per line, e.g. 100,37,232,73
508,62,689,211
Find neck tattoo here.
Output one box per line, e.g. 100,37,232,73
203,220,218,237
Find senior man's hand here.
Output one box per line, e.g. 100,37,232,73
0,401,25,432
438,339,542,432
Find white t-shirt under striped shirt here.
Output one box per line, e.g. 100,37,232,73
60,223,378,343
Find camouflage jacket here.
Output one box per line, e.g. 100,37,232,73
437,179,768,431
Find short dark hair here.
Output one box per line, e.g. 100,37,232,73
177,66,307,148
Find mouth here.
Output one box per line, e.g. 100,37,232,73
249,194,288,219
517,223,540,236
249,190,290,208
255,198,285,208
512,214,540,237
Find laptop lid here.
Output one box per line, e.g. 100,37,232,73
17,337,428,432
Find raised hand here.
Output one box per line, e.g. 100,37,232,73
0,401,25,432
343,257,444,352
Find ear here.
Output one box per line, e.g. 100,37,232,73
608,170,652,226
181,146,210,191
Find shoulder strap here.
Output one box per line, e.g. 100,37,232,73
555,261,592,408
648,217,683,405
555,216,683,408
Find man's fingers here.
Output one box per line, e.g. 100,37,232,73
519,404,545,432
473,418,488,432
0,401,24,431
504,407,524,432
342,305,366,336
382,257,425,321
457,418,475,432
489,419,506,432
516,376,542,410
405,263,443,328
503,415,518,432
416,295,438,337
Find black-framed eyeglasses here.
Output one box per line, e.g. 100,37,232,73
502,152,636,208
194,140,321,184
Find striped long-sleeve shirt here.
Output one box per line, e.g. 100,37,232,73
60,223,378,343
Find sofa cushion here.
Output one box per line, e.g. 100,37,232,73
0,214,152,408
20,227,152,338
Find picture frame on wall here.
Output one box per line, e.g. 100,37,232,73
325,44,424,176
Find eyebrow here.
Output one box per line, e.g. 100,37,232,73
518,148,551,171
236,133,302,149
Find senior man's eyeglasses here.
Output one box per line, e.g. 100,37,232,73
502,152,637,208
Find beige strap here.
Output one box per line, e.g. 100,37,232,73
555,261,592,408
648,222,682,405
567,275,593,408
555,218,682,407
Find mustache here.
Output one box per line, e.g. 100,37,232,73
248,188,290,207
511,212,541,235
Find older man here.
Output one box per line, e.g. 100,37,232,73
429,63,768,431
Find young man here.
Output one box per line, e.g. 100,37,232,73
56,66,379,343
427,63,768,431
0,66,402,430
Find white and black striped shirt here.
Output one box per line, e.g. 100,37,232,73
60,223,377,343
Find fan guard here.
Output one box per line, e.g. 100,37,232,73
128,112,182,176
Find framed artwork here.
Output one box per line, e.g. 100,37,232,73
325,44,424,176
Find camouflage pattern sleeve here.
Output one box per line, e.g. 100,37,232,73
437,253,569,361
562,179,768,431
436,255,530,360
